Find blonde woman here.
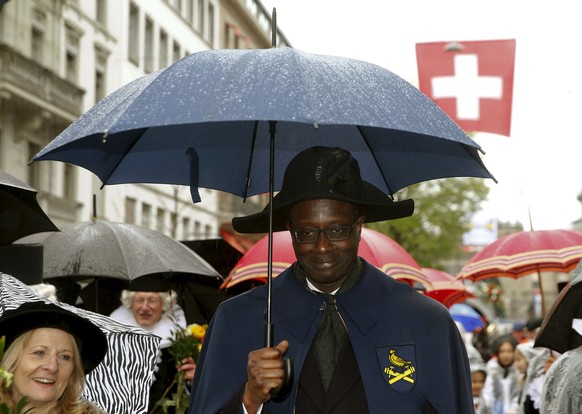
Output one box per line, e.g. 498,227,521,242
0,302,108,414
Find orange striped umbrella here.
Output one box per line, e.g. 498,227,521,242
422,267,475,308
221,228,431,290
457,229,582,314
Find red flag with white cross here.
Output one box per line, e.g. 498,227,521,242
416,39,516,137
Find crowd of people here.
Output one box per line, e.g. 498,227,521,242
1,146,581,413
466,286,582,414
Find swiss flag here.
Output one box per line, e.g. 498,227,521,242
416,39,516,137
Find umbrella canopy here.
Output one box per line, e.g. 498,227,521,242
17,220,224,318
457,229,582,281
0,273,161,413
0,169,58,245
221,228,431,290
449,303,486,332
534,260,582,354
19,220,222,282
457,229,582,315
422,267,475,308
32,47,494,203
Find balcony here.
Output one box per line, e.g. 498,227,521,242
0,43,84,120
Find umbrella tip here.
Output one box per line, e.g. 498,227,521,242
271,7,277,48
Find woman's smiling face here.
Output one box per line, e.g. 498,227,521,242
12,328,76,410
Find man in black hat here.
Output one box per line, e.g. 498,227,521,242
189,146,473,413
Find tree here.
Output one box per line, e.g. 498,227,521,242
367,178,489,268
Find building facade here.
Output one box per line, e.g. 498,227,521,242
0,0,288,241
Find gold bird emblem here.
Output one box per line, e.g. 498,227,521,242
389,349,412,367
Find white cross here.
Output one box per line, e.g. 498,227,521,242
431,54,503,120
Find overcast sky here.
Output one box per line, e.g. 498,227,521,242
261,0,582,230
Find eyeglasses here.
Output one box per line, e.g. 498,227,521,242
290,217,359,244
133,297,161,306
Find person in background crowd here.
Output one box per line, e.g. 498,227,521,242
109,275,193,411
540,325,582,413
536,260,582,414
473,326,493,362
523,348,555,414
521,318,543,345
511,342,545,414
0,302,108,413
483,334,520,414
189,146,473,413
471,354,493,414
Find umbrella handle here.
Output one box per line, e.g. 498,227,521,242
265,322,294,397
270,357,294,398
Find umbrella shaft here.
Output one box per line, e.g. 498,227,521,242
265,120,277,346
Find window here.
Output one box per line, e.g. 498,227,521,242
63,164,75,199
159,29,168,69
224,22,245,49
172,41,180,63
194,220,201,238
157,207,165,232
96,0,107,26
65,25,80,83
197,0,204,34
208,3,214,46
142,203,151,227
182,217,191,239
128,3,139,65
94,48,108,102
171,212,177,236
27,143,41,189
204,224,211,238
31,9,46,64
125,197,136,224
144,17,154,73
186,0,194,24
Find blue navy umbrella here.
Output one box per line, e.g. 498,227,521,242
32,46,495,352
32,47,495,204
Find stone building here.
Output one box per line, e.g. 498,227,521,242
0,0,289,241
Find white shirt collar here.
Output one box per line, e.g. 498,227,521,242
306,278,340,295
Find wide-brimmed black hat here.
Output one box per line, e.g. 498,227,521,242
127,274,170,292
0,302,107,374
232,146,414,233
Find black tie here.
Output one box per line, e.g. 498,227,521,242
294,260,362,393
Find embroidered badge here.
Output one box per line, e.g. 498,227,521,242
377,344,417,392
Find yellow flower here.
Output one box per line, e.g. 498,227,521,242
188,323,207,340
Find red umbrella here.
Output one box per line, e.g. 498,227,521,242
422,267,475,308
457,229,582,314
221,228,431,290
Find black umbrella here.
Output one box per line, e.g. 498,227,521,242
0,169,58,245
534,260,582,354
18,220,223,316
19,220,221,281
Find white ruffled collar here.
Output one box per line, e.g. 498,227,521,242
110,305,187,348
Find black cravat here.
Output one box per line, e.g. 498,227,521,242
294,260,362,393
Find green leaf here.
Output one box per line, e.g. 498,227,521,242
0,336,5,360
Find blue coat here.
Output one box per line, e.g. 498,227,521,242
189,260,473,413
